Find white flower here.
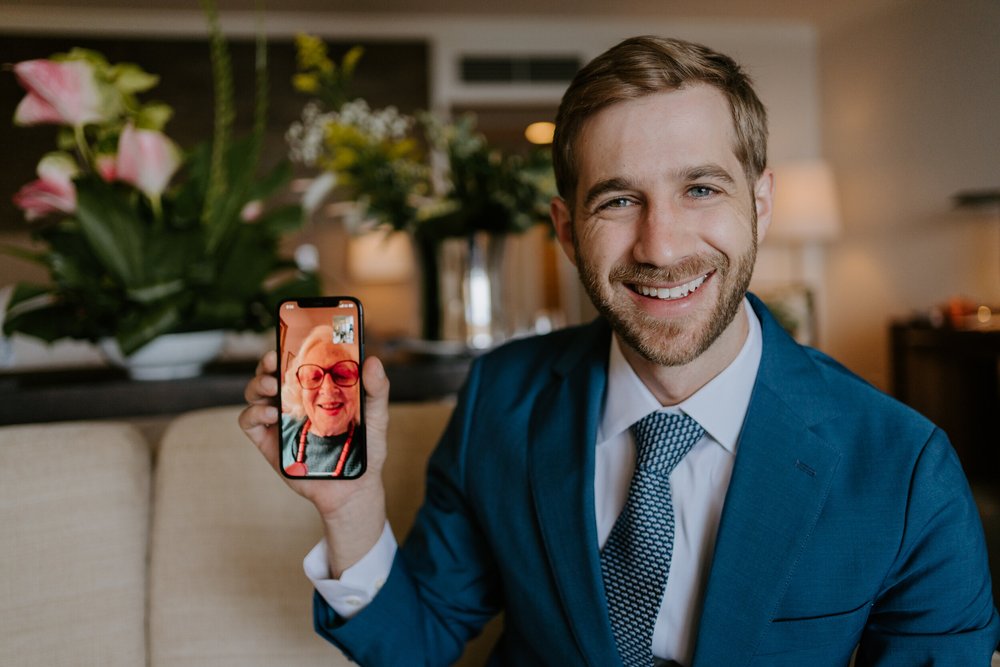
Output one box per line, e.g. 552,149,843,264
301,172,337,215
286,102,336,166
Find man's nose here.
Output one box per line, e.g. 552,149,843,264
631,202,694,267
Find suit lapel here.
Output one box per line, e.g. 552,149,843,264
527,321,622,667
692,296,842,665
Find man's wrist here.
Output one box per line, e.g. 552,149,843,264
320,482,388,577
306,522,398,619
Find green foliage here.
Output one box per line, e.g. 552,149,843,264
288,36,557,242
5,155,316,355
416,113,554,241
4,5,318,355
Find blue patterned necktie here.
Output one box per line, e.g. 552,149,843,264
600,411,705,667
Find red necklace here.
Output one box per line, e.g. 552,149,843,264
289,418,355,476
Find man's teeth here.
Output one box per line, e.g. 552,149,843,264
636,274,707,300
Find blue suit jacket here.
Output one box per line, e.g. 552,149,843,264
317,295,999,665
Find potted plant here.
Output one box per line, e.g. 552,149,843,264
286,35,555,346
2,5,318,378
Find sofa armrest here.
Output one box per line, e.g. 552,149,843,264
0,421,151,667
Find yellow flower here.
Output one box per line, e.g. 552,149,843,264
389,138,418,160
342,46,364,76
329,148,358,172
325,122,365,148
292,73,319,94
295,34,331,72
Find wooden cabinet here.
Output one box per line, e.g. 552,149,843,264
890,323,1000,482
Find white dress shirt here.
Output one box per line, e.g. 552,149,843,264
305,300,763,664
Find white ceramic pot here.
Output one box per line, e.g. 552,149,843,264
100,330,226,381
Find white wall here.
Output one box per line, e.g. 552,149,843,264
820,0,1000,389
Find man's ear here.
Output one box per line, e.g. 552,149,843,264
550,196,577,267
753,168,774,244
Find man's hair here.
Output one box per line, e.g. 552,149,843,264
552,35,768,203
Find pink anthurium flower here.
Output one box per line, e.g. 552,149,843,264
12,152,79,220
13,59,114,128
94,153,118,182
115,123,182,202
240,200,264,222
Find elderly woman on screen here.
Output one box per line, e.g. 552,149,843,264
280,325,363,477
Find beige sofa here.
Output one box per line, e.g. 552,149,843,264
0,402,499,667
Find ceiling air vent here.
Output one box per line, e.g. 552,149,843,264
460,55,581,84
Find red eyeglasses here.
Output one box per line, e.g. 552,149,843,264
296,360,360,389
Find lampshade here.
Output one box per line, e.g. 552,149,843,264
347,229,415,283
768,159,841,243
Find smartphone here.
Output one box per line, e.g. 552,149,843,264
276,296,366,479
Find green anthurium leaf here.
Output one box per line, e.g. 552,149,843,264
126,279,186,304
6,282,52,304
3,283,57,328
210,231,275,302
49,251,108,293
116,302,184,355
3,283,114,341
109,63,160,94
56,128,77,151
141,227,204,283
73,176,145,287
0,243,47,266
204,136,269,252
258,204,304,236
135,102,174,131
189,298,247,331
4,299,76,341
38,222,114,291
249,159,293,202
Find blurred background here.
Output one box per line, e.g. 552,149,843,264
2,0,997,380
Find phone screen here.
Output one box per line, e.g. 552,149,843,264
276,296,366,479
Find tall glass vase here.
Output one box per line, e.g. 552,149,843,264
416,232,509,350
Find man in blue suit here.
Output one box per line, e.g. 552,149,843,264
241,36,999,665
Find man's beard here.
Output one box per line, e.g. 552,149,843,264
573,226,757,367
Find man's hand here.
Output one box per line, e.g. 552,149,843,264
239,350,391,577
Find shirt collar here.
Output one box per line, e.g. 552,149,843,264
599,298,763,454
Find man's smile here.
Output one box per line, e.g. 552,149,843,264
627,272,711,301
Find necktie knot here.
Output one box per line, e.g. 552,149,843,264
631,411,704,475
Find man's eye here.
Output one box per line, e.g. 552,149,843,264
688,185,717,198
601,197,635,209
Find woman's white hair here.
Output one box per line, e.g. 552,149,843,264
281,324,358,420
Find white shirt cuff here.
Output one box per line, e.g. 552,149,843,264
303,521,398,619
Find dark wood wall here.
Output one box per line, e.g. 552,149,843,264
1,34,429,230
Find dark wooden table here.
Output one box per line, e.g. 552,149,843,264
0,347,473,425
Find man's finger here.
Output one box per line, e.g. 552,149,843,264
255,349,278,376
238,403,280,470
245,372,278,404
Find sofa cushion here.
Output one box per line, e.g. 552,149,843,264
149,405,339,667
0,421,151,667
149,401,499,667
